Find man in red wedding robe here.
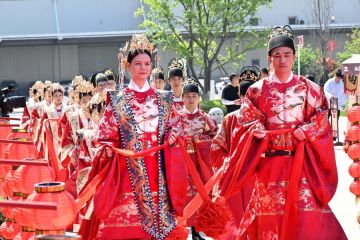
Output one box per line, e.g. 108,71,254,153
213,26,347,240
171,80,218,239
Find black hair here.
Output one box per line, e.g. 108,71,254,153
261,68,269,75
103,67,115,81
127,50,152,64
229,73,238,81
52,89,64,96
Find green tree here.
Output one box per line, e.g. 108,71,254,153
337,28,360,62
137,0,270,99
293,45,323,83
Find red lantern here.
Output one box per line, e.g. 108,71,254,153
14,164,55,195
347,125,360,142
0,164,11,179
349,180,360,195
0,221,21,239
14,227,35,240
349,162,360,178
24,182,77,231
348,105,360,123
3,167,17,198
347,143,360,160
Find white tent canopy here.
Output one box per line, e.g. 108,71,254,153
342,54,360,75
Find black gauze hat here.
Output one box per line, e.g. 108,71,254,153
183,83,200,95
168,68,183,78
268,25,295,55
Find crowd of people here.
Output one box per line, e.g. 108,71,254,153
15,25,348,239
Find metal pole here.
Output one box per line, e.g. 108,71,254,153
298,45,301,76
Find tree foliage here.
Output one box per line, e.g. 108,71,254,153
293,45,323,83
136,0,270,98
337,28,360,62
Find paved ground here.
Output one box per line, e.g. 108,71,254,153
8,111,360,239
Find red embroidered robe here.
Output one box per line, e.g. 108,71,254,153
40,104,64,178
60,108,91,197
172,96,184,111
211,109,255,239
173,108,217,215
31,101,51,156
171,108,218,226
213,75,347,240
21,99,37,131
78,88,177,239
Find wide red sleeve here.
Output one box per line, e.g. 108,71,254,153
299,81,330,142
210,115,232,170
60,112,76,169
201,111,218,139
299,81,338,205
21,105,31,131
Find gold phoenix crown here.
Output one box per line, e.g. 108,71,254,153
30,81,44,97
152,66,164,74
268,25,294,40
77,81,95,94
44,80,53,90
89,92,107,106
71,75,86,88
95,73,108,81
118,34,156,69
52,83,64,93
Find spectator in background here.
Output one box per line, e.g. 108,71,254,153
324,69,348,121
260,67,269,80
221,73,240,114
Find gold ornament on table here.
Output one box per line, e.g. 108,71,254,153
118,34,157,88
